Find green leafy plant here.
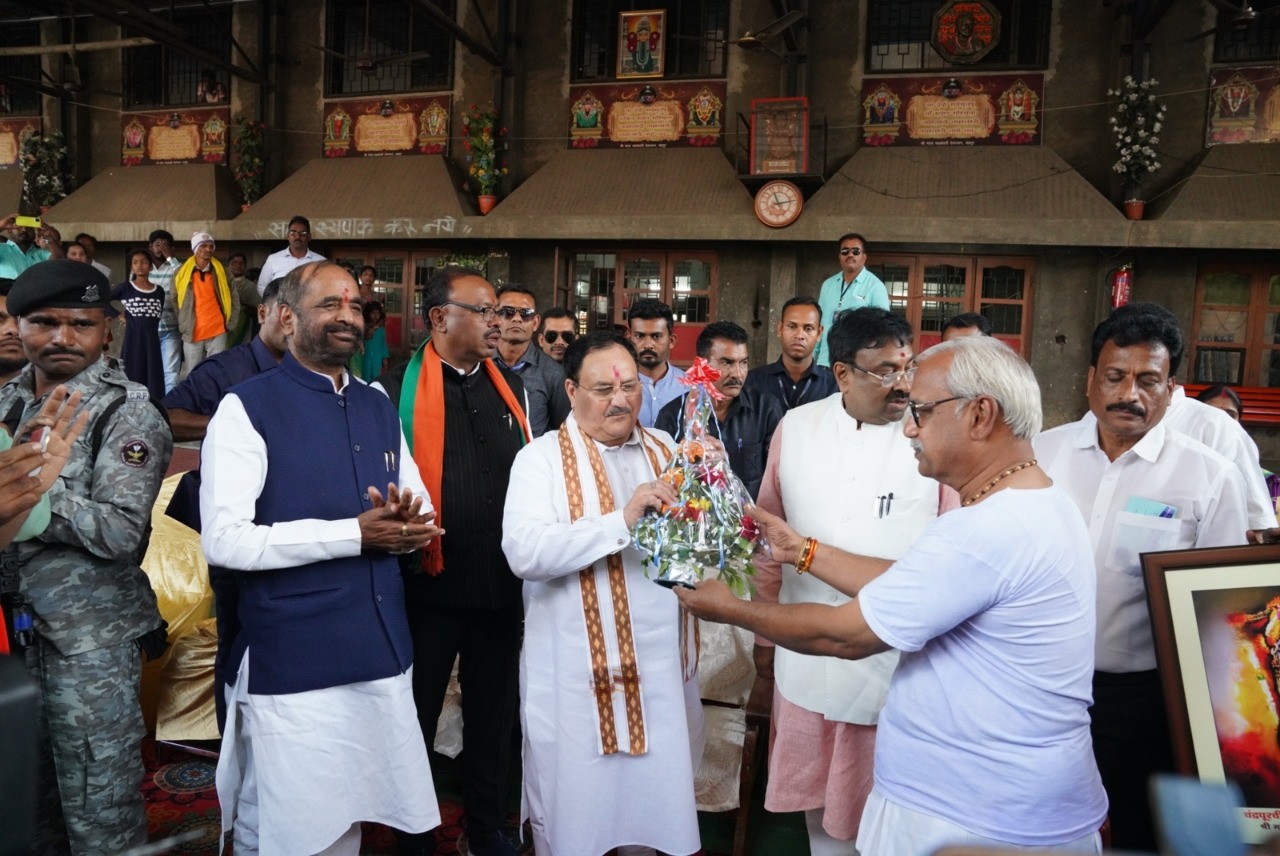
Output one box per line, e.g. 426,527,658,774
1108,76,1166,199
460,104,507,196
20,130,72,210
232,117,267,205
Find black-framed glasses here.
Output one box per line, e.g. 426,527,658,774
907,396,969,428
497,306,538,321
848,363,915,387
543,330,576,344
443,300,499,323
839,247,865,257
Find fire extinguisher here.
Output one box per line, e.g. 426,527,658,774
1109,263,1133,309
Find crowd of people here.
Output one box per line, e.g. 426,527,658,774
0,229,1274,856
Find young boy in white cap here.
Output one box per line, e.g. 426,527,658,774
174,231,237,378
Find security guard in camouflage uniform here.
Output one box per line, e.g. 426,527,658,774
0,259,172,856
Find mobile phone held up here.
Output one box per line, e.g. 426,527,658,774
13,215,41,229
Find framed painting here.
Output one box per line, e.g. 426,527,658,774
1143,544,1280,843
617,9,666,79
749,97,809,175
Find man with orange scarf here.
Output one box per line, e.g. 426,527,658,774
173,231,237,378
375,266,530,856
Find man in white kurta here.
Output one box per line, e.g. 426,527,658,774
754,308,954,854
201,262,440,856
502,330,703,856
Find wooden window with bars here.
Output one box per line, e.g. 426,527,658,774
1190,261,1280,388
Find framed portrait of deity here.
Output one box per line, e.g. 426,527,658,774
1143,544,1280,844
749,96,809,175
617,9,666,79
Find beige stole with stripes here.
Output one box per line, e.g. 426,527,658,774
557,418,685,756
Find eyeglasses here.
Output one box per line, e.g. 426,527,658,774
287,230,310,237
847,363,915,387
543,330,576,344
443,300,499,323
839,247,865,257
497,306,538,322
907,396,969,428
574,380,642,400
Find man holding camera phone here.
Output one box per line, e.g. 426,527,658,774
0,214,65,278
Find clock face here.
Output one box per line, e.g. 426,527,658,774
755,180,803,228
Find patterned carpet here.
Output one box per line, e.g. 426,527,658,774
142,739,500,855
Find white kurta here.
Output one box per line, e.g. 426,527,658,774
502,417,704,856
202,383,440,856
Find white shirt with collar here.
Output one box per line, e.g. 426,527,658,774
255,246,327,296
1163,385,1276,530
1034,412,1250,672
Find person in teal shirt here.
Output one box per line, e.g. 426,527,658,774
361,300,390,380
0,214,63,278
814,232,889,366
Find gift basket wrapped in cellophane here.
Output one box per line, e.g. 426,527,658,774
632,358,762,594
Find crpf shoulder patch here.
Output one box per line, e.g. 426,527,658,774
121,439,150,468
126,389,149,402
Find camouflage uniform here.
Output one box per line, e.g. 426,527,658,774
0,359,172,856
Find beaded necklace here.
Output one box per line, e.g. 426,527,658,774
962,460,1037,507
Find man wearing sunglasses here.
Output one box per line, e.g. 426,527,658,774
255,215,326,298
814,233,889,367
536,306,576,363
494,284,570,436
739,307,952,855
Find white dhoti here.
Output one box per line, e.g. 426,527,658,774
217,654,440,856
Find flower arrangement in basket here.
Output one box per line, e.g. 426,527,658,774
632,358,761,596
232,117,267,206
460,104,507,196
1108,76,1166,201
20,130,72,211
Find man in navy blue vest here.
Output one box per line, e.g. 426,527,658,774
200,261,443,856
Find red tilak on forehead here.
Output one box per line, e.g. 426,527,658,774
613,365,621,381
341,286,350,304
900,351,907,359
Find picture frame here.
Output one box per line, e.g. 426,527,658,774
617,10,666,80
1143,544,1280,843
749,96,809,175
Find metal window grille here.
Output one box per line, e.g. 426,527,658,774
571,0,728,82
866,0,1050,72
324,0,455,97
1213,0,1280,64
0,22,43,116
123,6,232,109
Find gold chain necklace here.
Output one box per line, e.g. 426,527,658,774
962,460,1037,507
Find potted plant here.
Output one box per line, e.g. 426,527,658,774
1108,76,1166,220
232,117,267,210
461,104,507,214
20,130,72,212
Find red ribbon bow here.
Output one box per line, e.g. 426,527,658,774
679,356,726,401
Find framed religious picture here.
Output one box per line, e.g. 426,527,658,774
617,10,666,80
931,0,1000,65
1143,544,1280,844
749,97,809,175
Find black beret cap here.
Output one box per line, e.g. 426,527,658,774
7,259,113,316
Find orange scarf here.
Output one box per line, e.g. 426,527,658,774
407,340,529,574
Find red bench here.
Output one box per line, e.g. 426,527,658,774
1183,384,1280,427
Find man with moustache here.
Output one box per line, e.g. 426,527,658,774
656,321,783,500
1034,302,1249,852
0,213,64,277
678,336,1108,856
630,298,686,427
747,308,954,855
200,261,441,855
255,215,326,298
493,284,570,437
814,233,888,367
0,279,26,385
503,330,703,856
535,306,576,363
744,296,837,412
377,266,529,856
0,260,172,855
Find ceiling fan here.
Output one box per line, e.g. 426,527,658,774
317,0,430,73
1184,0,1280,42
729,9,806,57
